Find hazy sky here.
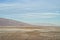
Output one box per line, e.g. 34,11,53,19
0,0,60,26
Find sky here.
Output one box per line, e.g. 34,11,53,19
0,0,60,26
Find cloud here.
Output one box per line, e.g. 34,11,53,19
20,13,60,18
0,13,60,19
0,0,60,19
3,13,58,19
0,0,60,10
0,2,60,21
0,3,60,15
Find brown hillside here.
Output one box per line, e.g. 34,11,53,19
0,18,31,27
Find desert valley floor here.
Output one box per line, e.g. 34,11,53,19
0,27,60,40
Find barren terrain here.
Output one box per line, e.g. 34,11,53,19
0,27,60,40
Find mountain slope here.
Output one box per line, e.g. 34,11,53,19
0,18,31,27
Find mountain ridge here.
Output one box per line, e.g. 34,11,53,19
0,18,32,27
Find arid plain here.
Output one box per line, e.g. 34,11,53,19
0,27,60,40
